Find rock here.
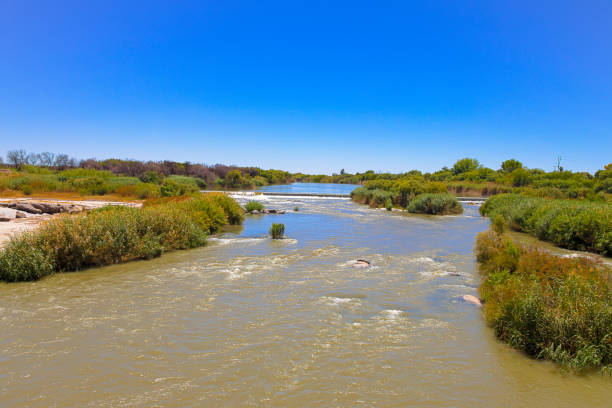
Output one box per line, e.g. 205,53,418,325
15,211,28,218
0,207,18,221
268,209,277,214
353,259,371,268
250,210,260,214
276,210,286,214
30,202,60,214
15,203,43,214
62,204,82,213
462,294,482,307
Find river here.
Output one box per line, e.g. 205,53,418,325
0,183,609,407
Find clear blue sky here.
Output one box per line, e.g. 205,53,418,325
1,1,610,174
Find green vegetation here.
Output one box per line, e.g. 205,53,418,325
269,223,285,239
406,193,463,215
2,151,610,201
303,160,612,201
475,229,611,373
293,206,299,212
480,194,612,256
245,201,265,213
0,193,243,282
0,150,295,199
350,179,461,215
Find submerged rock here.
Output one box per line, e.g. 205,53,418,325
353,259,371,268
462,294,482,307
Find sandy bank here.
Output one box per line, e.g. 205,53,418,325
0,198,141,248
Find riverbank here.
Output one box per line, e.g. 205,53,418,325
475,225,611,373
0,198,142,248
0,194,243,281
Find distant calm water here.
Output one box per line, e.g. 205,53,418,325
0,185,609,407
256,182,359,195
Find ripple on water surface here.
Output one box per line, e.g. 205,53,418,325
0,193,610,407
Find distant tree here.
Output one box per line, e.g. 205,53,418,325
54,154,72,169
39,152,55,166
225,170,244,188
340,169,345,175
554,156,563,172
452,158,480,175
501,159,523,173
27,152,41,165
6,149,28,169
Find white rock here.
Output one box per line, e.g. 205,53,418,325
462,294,482,307
0,207,18,221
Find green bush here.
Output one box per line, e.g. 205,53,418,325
480,194,612,255
160,178,199,197
245,201,265,212
475,230,611,372
406,193,463,215
269,223,285,239
0,193,244,282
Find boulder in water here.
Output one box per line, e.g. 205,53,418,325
353,259,371,268
462,294,482,307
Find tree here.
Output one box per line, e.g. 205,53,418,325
39,152,55,166
54,154,76,169
554,156,563,172
6,149,28,169
225,170,244,188
452,158,480,175
27,153,41,166
501,159,523,173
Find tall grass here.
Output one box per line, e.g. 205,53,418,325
269,223,285,239
245,201,265,212
0,193,243,282
480,194,612,255
475,230,611,373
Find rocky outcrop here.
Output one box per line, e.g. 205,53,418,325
15,203,43,214
0,201,84,216
246,208,287,215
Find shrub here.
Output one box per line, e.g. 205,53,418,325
0,205,206,281
0,194,244,282
406,193,463,215
140,170,164,184
269,223,285,239
475,230,612,372
160,178,198,197
492,214,506,234
480,194,612,255
245,201,265,212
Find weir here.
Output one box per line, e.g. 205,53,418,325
205,190,487,202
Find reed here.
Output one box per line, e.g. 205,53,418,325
480,194,612,255
0,193,243,282
475,229,612,373
269,223,285,239
245,201,265,212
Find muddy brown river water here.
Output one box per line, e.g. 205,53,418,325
1,184,610,407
